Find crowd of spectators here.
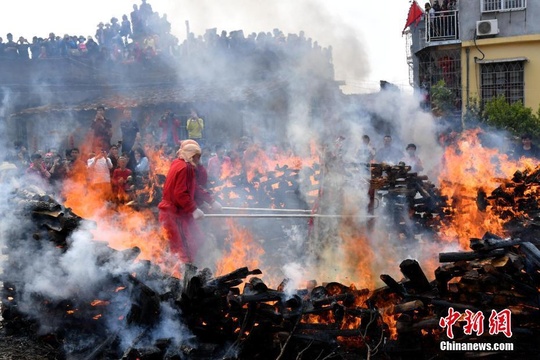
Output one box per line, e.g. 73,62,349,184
424,0,458,40
4,102,538,218
0,1,334,78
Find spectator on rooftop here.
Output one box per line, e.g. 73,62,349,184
139,0,154,31
46,32,59,57
38,45,48,59
0,37,5,58
147,12,161,35
131,4,143,40
4,33,18,58
29,37,41,59
77,36,88,55
160,14,171,35
96,23,105,46
103,23,115,48
120,14,132,46
17,37,30,59
85,36,100,58
110,17,121,37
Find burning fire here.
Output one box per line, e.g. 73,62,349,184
57,128,540,345
215,219,264,276
438,129,538,248
90,299,110,307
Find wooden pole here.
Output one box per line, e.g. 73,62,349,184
204,213,375,219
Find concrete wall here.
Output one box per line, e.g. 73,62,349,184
459,1,540,41
461,34,540,110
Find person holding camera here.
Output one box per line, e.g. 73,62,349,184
91,105,113,151
119,108,140,170
158,109,182,147
87,148,113,201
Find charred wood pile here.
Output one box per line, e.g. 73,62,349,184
367,163,448,235
121,240,540,359
210,164,314,211
482,166,540,238
379,236,540,358
177,265,387,360
3,163,540,359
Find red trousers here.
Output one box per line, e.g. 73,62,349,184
159,210,203,263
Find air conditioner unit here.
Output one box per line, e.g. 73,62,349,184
476,19,499,36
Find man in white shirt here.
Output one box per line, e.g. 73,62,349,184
87,149,113,201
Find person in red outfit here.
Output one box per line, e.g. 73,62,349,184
111,155,133,204
158,142,206,263
158,109,182,147
26,153,51,183
178,140,223,210
207,142,231,182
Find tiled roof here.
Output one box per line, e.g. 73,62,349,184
14,80,286,116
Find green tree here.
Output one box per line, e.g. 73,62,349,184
463,96,482,129
482,96,540,138
430,80,455,117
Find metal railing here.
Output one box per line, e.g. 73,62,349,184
425,10,459,42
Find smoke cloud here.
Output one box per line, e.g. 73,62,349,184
0,0,457,355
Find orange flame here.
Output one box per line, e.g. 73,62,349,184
438,129,538,248
215,219,264,276
90,300,110,307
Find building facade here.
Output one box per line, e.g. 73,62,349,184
406,0,540,121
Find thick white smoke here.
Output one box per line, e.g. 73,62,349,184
0,1,451,354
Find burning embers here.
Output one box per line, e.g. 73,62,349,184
3,129,540,358
1,188,539,359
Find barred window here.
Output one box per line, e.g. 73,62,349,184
417,48,462,112
481,0,526,12
480,61,524,104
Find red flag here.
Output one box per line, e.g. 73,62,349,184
402,1,424,34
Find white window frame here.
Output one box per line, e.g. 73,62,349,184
481,0,527,13
479,59,526,105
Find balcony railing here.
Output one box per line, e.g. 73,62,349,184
425,10,459,42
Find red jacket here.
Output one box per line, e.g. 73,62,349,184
158,158,197,215
158,115,182,145
112,167,132,192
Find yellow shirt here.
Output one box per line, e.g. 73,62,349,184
186,117,204,139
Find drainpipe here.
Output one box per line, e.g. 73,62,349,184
465,47,470,130
466,48,470,108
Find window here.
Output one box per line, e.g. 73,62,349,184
481,0,526,12
417,48,462,112
480,61,524,104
